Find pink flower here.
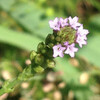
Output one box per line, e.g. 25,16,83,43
49,17,60,31
76,35,87,48
64,41,69,46
60,18,68,27
49,16,89,58
64,43,78,57
76,25,89,47
68,16,81,30
53,44,66,58
77,25,89,36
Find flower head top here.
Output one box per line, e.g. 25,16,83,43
60,18,68,28
68,16,81,30
48,16,89,58
49,17,60,31
53,44,66,58
64,42,78,57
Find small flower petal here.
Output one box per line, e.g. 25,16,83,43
68,16,81,30
49,17,60,31
77,25,89,36
64,43,78,57
64,41,69,46
60,18,68,27
76,35,87,48
53,44,66,58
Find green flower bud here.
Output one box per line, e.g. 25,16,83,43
46,48,53,58
57,30,62,36
45,34,51,44
41,49,46,54
45,34,55,44
46,59,55,68
50,34,55,40
48,43,54,48
56,36,61,42
56,26,76,44
30,50,37,60
37,42,47,54
33,66,44,73
37,42,44,52
35,54,44,65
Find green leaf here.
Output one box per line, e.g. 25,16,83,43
0,26,41,51
0,65,34,96
74,87,92,100
89,14,100,34
10,3,52,38
89,0,100,11
0,1,53,38
0,0,16,11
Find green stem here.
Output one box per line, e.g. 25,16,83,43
0,79,19,95
0,65,34,96
0,89,6,96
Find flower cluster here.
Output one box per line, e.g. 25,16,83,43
49,16,89,58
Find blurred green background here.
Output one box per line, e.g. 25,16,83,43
0,0,100,100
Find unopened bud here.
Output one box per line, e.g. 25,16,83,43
57,31,62,36
50,34,55,40
37,42,47,54
46,59,55,68
37,42,44,52
25,59,31,65
45,34,55,44
30,50,37,60
56,36,61,42
41,49,46,54
48,43,54,48
33,66,44,73
35,54,44,65
46,48,53,57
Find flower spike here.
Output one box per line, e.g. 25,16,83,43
48,16,89,58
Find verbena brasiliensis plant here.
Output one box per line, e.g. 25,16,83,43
0,16,89,95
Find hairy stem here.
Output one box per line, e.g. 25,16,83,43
0,65,34,96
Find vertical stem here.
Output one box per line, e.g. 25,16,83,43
0,65,34,96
